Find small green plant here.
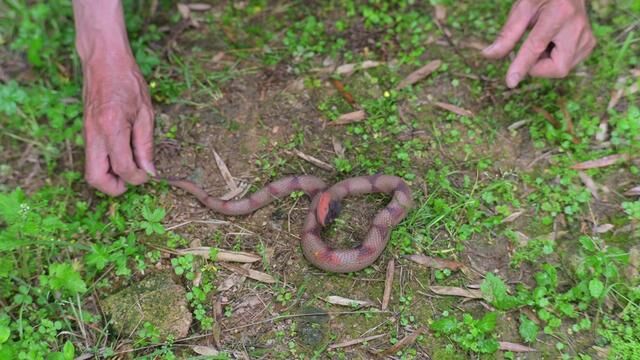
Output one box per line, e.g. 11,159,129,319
430,311,499,354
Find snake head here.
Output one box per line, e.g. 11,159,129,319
316,192,341,227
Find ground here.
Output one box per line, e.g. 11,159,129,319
1,0,640,359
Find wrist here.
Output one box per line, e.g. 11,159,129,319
73,0,133,64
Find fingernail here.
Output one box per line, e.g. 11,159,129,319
506,72,522,88
482,43,496,55
143,162,157,177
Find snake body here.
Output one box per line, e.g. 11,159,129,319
166,174,413,273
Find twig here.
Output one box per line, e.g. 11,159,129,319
328,334,386,350
381,260,394,311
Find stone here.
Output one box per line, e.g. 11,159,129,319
102,271,192,339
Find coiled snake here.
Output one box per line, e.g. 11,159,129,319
165,174,413,273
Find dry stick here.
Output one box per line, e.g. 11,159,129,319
381,259,395,311
328,334,386,350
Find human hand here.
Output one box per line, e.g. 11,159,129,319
482,0,596,88
81,57,155,196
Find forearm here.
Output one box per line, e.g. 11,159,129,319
72,0,133,64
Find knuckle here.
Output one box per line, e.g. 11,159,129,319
111,161,134,177
527,37,550,54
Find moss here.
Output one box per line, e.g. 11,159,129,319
102,271,192,339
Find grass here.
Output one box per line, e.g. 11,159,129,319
1,0,640,359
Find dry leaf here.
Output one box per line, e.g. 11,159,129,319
220,263,276,284
323,296,374,308
395,60,442,90
177,3,190,19
532,106,562,129
332,136,345,157
508,120,528,131
220,182,250,201
331,78,357,107
406,254,464,271
578,171,600,200
434,4,447,21
429,286,483,299
328,334,385,350
433,101,474,117
213,148,237,191
378,327,427,356
291,149,334,171
177,247,261,263
211,51,225,62
381,260,394,311
187,3,212,11
624,186,640,196
502,210,524,223
191,345,219,356
335,60,383,75
570,154,629,170
499,341,536,352
331,110,366,125
594,224,614,233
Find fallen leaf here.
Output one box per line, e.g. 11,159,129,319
578,171,600,200
624,186,640,196
219,263,276,284
290,149,334,171
532,106,561,129
177,3,190,19
406,254,464,271
559,99,579,144
433,101,474,117
191,345,219,356
625,245,639,280
570,154,630,170
594,224,614,233
395,60,441,90
434,4,447,21
323,295,374,308
381,260,394,311
502,210,524,223
378,327,427,356
330,78,357,107
330,110,366,125
213,148,237,191
507,120,529,131
335,60,383,75
178,247,261,263
187,3,212,11
328,334,385,350
499,341,536,353
332,136,345,157
429,286,483,299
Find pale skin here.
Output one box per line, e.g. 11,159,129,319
72,0,595,196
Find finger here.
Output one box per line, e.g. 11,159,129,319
482,0,536,59
528,28,577,78
84,128,126,196
132,106,157,176
506,13,563,88
103,115,149,186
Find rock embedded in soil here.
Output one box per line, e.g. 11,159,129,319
102,271,192,339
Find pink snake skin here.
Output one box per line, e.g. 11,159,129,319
165,174,413,273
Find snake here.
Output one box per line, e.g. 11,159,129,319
164,174,413,273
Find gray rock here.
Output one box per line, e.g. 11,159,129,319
102,271,192,339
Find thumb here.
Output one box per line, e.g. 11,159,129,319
132,106,157,176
